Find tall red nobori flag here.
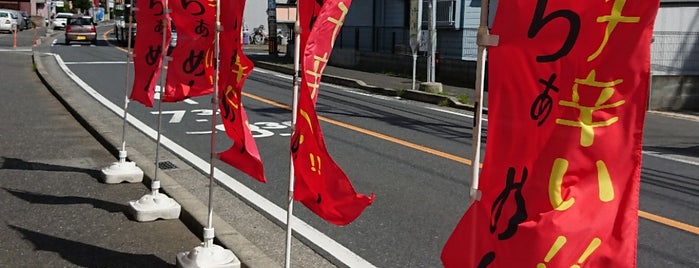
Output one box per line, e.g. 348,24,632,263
216,0,266,183
130,0,170,107
442,0,659,267
164,0,216,102
293,0,374,226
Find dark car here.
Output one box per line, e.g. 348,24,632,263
65,16,97,45
19,11,29,29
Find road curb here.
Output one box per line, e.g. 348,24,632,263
252,60,483,113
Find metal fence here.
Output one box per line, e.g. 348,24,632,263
334,28,699,73
336,26,411,54
652,31,699,75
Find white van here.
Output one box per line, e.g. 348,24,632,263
0,9,17,33
52,12,74,29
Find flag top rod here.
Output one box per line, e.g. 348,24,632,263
285,18,302,268
470,0,498,201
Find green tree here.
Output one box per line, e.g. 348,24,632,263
72,0,94,14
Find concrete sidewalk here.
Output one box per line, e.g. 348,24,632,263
21,24,330,268
0,33,201,266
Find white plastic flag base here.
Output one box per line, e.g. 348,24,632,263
101,161,144,184
176,244,241,268
128,192,181,222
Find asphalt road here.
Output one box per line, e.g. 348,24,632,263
32,25,699,267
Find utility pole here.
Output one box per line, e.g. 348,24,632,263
426,0,437,83
267,0,278,55
430,0,437,82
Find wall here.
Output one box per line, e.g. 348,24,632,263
330,48,477,88
649,4,699,111
651,76,699,110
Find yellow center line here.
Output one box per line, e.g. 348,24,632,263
638,210,699,234
243,91,699,235
103,29,128,53
243,92,474,166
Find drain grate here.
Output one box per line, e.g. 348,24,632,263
158,161,178,170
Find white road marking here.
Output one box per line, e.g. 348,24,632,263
0,48,33,52
186,130,214,135
53,53,377,268
424,106,490,121
643,150,699,166
64,61,129,65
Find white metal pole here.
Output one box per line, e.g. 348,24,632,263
284,19,301,268
151,0,171,196
204,0,222,249
119,0,134,164
470,0,492,201
412,53,417,90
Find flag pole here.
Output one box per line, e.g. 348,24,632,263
470,0,497,201
127,0,181,222
205,2,221,249
176,0,240,265
101,0,144,184
284,18,302,268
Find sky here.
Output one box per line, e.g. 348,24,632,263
244,1,267,31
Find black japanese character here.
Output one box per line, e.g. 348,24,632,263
181,0,204,16
149,0,164,16
194,19,210,37
182,50,205,76
221,99,234,122
490,167,528,240
528,0,580,62
530,73,559,126
145,45,162,66
477,252,495,268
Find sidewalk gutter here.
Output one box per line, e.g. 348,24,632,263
33,37,281,268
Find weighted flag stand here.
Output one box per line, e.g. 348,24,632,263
470,0,497,202
284,19,302,268
101,0,144,184
176,0,239,266
128,1,181,222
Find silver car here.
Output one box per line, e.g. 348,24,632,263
65,16,97,45
10,10,27,31
0,9,16,33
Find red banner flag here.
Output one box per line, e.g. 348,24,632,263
217,0,266,183
130,0,170,107
442,0,659,267
164,0,216,102
293,0,374,226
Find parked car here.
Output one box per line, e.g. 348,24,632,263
19,11,30,29
0,9,17,33
168,23,177,55
11,10,27,31
65,16,97,45
53,12,74,29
